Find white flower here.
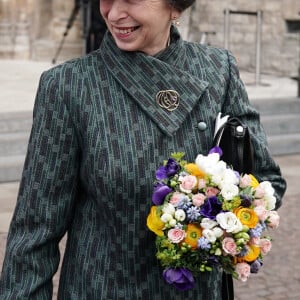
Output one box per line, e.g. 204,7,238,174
264,194,276,210
257,181,276,210
160,213,173,223
260,181,275,196
211,165,238,188
174,209,186,222
202,229,217,243
216,212,243,233
223,169,239,185
220,183,239,200
212,227,224,238
169,219,177,227
201,218,218,229
210,161,227,184
195,153,220,175
162,203,175,215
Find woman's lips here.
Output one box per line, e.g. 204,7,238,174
113,26,140,35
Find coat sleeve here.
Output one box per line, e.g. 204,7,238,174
222,51,286,209
0,69,80,299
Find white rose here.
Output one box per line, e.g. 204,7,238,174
174,209,186,222
216,212,243,233
202,229,217,243
260,181,275,197
162,203,175,215
220,184,239,200
200,218,218,229
264,194,276,210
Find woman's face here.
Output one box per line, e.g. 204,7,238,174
100,0,179,55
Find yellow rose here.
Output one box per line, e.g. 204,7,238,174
184,163,205,178
234,207,259,229
147,206,165,236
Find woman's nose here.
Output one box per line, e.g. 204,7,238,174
107,0,127,22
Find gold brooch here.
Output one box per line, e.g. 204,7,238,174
156,90,180,111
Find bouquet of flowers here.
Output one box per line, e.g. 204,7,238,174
146,147,280,291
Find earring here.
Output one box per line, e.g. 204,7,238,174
172,16,180,27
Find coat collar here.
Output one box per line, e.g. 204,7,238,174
100,27,209,136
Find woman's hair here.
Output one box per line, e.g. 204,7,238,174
168,0,195,12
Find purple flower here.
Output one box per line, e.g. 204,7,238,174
240,195,252,207
186,206,201,221
152,182,172,205
208,146,223,156
250,259,263,273
177,196,192,210
249,224,264,238
163,267,195,291
155,158,180,180
197,237,211,250
200,196,223,220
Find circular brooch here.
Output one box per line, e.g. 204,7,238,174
156,90,180,112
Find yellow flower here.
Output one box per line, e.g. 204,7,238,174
184,163,205,178
242,244,260,262
234,207,259,229
249,174,259,188
147,206,165,236
183,223,202,249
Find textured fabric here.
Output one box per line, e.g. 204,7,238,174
0,27,286,299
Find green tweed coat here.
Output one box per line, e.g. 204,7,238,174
0,28,286,299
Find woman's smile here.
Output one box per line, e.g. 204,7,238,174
112,25,141,40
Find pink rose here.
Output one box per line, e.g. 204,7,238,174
235,262,251,282
253,199,265,207
205,187,220,197
254,205,269,221
167,228,186,243
267,211,280,228
222,237,239,255
198,178,206,189
255,186,265,198
169,192,183,207
259,238,272,255
239,174,252,188
250,237,260,245
192,193,206,207
179,175,197,193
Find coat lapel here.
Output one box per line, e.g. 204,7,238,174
100,28,209,136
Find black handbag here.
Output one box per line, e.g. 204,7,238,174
213,116,254,300
213,116,254,174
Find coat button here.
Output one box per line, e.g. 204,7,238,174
197,121,207,131
236,125,244,133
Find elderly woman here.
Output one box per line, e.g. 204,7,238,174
0,0,286,299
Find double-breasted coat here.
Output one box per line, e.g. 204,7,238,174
0,27,286,299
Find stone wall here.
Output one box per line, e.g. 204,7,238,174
189,0,300,77
0,0,299,76
0,0,83,63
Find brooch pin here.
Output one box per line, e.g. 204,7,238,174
156,90,180,112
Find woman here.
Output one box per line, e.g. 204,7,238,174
0,0,286,299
